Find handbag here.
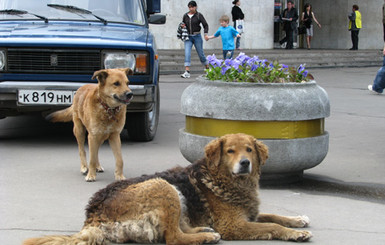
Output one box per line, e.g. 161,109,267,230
298,23,306,35
177,22,189,41
236,19,244,34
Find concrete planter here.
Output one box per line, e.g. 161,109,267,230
179,76,330,183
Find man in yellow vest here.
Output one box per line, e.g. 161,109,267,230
348,4,362,50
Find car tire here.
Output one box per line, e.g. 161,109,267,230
125,84,159,142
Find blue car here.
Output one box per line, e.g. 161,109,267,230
0,0,165,141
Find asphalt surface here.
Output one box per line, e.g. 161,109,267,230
1,67,385,244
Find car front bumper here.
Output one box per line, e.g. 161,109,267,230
0,81,156,118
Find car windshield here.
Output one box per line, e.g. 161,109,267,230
0,0,146,25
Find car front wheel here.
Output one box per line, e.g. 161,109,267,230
125,84,159,142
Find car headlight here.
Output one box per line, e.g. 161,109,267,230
0,50,6,71
102,51,149,74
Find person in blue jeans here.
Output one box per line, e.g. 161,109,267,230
206,15,241,59
368,44,385,94
181,1,209,79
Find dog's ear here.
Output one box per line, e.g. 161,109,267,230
254,139,268,165
92,69,109,85
120,67,134,76
204,137,223,167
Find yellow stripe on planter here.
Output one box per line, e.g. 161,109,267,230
185,116,324,139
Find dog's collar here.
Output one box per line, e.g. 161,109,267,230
98,99,121,122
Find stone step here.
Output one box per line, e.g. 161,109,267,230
158,49,383,75
161,57,381,66
159,49,381,57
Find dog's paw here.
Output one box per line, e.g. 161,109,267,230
80,167,88,175
115,174,126,181
96,166,104,173
85,173,96,182
293,215,310,228
204,232,221,244
288,230,312,242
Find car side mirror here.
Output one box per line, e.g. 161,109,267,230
148,14,166,24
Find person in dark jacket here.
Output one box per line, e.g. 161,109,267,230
181,1,209,78
279,0,298,49
231,0,244,50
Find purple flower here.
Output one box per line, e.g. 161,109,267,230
207,54,215,62
231,59,242,70
260,59,268,67
205,53,311,83
207,54,222,67
221,65,231,75
251,63,260,71
247,56,260,67
235,52,249,65
297,64,306,73
280,64,289,72
224,59,232,66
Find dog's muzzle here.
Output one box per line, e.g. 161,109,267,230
233,158,252,175
114,91,133,105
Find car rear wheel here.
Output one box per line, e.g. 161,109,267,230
125,85,159,142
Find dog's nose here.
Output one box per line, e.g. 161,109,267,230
125,91,133,100
240,159,250,167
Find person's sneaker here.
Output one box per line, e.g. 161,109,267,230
226,51,232,59
368,85,381,94
181,70,190,78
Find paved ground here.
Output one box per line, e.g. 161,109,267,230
1,67,385,244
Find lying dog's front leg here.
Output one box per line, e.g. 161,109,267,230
109,132,125,181
257,213,310,228
217,220,312,242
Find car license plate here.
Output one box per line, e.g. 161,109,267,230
18,90,75,105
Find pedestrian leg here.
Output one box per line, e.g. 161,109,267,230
193,34,208,67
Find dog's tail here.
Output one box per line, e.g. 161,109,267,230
45,106,73,123
22,226,107,245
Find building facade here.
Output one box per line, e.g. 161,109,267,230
150,0,383,50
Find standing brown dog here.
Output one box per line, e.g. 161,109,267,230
23,134,312,245
47,68,133,182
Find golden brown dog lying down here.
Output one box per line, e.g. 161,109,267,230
46,68,133,182
23,134,312,245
